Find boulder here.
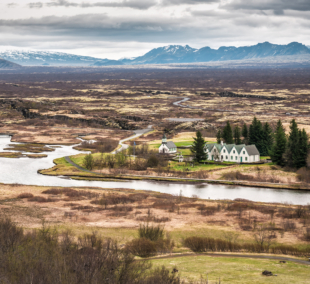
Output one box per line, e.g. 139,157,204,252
262,270,273,276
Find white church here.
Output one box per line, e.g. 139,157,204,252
158,133,177,154
204,142,260,163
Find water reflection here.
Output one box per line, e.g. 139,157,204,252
0,135,309,205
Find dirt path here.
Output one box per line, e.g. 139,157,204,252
147,252,310,266
112,125,153,154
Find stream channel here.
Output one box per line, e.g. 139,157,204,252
0,135,309,205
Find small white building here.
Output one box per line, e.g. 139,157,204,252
204,142,260,163
158,133,177,154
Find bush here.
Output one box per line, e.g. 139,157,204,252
0,217,170,283
143,266,181,284
17,193,34,199
147,155,159,168
139,223,164,241
28,196,57,202
83,154,94,170
125,238,157,257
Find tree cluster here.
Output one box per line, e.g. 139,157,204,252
270,119,309,168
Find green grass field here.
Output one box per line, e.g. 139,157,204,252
150,255,310,283
169,161,226,171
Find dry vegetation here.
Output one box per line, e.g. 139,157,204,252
1,183,310,255
1,68,310,144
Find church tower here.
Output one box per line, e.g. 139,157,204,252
162,133,167,145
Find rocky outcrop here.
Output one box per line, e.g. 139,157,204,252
219,91,286,101
0,99,138,130
174,121,216,131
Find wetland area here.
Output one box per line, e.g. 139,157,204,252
1,66,310,283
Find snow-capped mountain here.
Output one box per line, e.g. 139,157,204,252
121,45,198,65
0,42,309,67
0,50,103,66
0,57,21,69
121,42,310,65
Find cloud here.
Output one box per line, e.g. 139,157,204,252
7,3,19,8
161,0,219,5
222,0,310,12
27,0,157,10
27,2,44,8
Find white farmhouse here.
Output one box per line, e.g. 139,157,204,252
204,142,260,163
158,133,177,154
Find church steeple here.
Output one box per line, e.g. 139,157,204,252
162,133,167,144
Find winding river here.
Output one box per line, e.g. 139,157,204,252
0,135,309,205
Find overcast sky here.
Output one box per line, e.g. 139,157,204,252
0,0,310,59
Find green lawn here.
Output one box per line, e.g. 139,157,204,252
150,255,310,283
169,161,226,171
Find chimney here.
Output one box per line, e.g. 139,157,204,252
221,141,223,146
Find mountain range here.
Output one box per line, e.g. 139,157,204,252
0,42,310,67
0,57,21,69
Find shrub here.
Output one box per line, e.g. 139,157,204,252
144,266,181,284
147,155,159,168
17,193,34,199
139,223,164,241
83,154,94,170
0,218,159,283
184,236,208,252
28,196,57,202
125,238,157,258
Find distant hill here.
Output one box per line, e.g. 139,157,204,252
0,42,309,67
122,42,310,65
0,50,102,66
0,58,21,69
92,59,124,66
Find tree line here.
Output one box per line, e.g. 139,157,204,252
216,117,309,168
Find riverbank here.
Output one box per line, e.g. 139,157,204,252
40,156,310,192
0,183,309,259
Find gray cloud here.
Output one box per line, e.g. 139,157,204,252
46,0,78,7
162,0,219,5
7,3,19,8
223,0,310,12
27,2,44,8
27,0,157,10
0,14,187,40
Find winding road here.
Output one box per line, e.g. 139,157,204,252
112,125,153,154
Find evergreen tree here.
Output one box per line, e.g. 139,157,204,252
242,124,248,145
222,121,233,144
216,129,222,144
261,122,273,156
286,119,300,168
191,131,206,162
297,129,308,168
234,126,242,145
269,120,287,166
249,117,264,154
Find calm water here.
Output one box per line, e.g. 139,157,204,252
0,135,309,205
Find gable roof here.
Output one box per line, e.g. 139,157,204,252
245,145,260,156
166,141,177,149
205,143,260,156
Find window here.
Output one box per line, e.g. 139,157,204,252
223,150,226,153
235,156,237,160
233,150,235,154
226,156,228,159
231,156,233,160
245,157,248,161
243,151,245,154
